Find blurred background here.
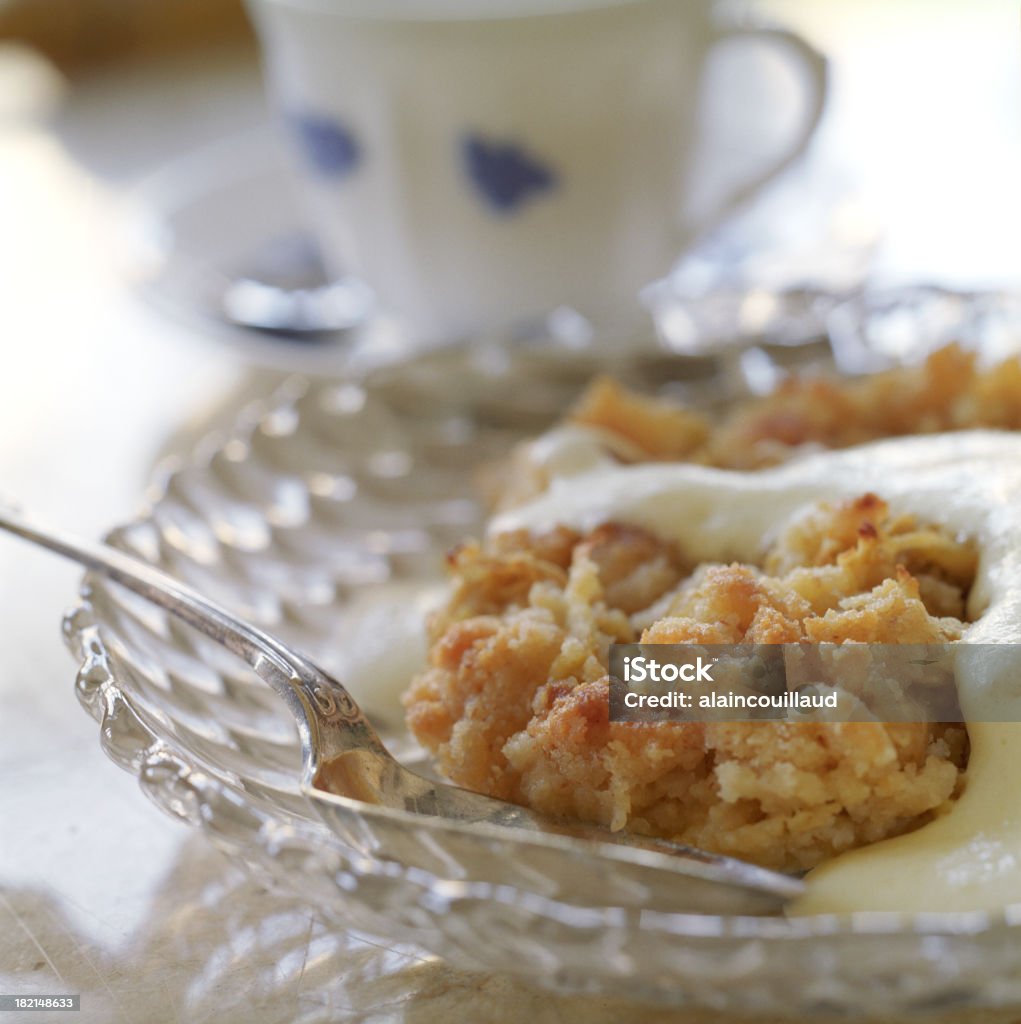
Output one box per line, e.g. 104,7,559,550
3,0,1018,277
1,0,1018,400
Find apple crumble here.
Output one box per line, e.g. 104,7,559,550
405,494,974,872
402,345,1020,873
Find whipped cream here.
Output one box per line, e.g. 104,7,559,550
491,429,1021,914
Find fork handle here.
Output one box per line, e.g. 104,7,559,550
0,507,392,766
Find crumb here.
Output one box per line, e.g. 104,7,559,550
570,376,710,460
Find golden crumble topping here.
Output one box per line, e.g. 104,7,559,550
578,344,1021,471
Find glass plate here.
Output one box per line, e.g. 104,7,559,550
65,316,1021,1018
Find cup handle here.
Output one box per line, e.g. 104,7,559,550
697,21,829,232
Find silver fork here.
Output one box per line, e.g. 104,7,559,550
0,507,803,915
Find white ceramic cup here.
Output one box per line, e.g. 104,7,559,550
247,0,828,342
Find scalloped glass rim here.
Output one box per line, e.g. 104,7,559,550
62,314,1021,1015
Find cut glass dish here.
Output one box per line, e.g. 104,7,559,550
66,312,1021,1016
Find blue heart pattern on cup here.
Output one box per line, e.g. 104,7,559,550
289,113,361,179
287,114,558,215
462,134,558,213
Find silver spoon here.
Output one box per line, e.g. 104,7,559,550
0,507,803,915
219,233,372,337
